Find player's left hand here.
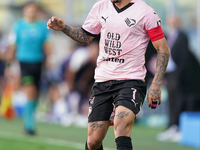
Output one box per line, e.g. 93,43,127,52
147,84,161,109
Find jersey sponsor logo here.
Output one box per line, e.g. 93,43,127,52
100,56,125,63
125,18,136,27
102,16,109,22
104,46,122,56
104,32,122,56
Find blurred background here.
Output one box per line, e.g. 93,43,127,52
0,0,200,150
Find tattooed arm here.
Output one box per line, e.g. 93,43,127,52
61,25,94,45
147,38,170,108
47,16,94,45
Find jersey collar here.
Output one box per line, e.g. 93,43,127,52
113,2,134,13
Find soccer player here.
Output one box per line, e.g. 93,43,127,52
47,0,169,149
7,2,52,135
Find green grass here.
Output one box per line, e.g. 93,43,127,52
0,118,197,150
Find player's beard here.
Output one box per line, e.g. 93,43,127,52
111,0,121,3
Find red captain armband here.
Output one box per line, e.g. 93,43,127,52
147,26,165,42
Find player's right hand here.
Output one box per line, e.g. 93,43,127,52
47,16,65,31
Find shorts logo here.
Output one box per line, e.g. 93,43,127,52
131,99,138,107
125,18,136,27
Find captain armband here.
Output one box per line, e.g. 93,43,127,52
147,26,165,42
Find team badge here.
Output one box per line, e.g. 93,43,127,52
125,18,136,27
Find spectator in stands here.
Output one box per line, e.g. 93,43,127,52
157,14,200,142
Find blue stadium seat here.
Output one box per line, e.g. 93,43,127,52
179,112,200,149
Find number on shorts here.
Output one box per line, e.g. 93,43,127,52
131,88,137,100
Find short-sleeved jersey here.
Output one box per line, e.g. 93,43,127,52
9,18,51,63
82,0,163,82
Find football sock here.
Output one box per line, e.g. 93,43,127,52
24,100,37,131
97,144,103,150
85,141,89,150
115,136,133,150
85,141,103,150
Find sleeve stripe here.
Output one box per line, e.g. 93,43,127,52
81,27,99,37
147,26,165,42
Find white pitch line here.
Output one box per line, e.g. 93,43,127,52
0,131,115,150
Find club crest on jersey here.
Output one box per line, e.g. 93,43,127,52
125,18,136,27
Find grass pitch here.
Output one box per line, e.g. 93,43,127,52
0,118,196,150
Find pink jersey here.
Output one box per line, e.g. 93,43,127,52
82,0,163,82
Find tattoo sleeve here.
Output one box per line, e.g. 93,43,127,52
61,25,95,45
152,49,169,85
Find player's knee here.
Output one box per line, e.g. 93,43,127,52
115,121,128,135
114,121,132,136
87,137,102,149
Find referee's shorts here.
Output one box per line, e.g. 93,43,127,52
19,62,42,88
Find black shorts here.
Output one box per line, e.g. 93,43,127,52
19,62,42,88
88,80,147,122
